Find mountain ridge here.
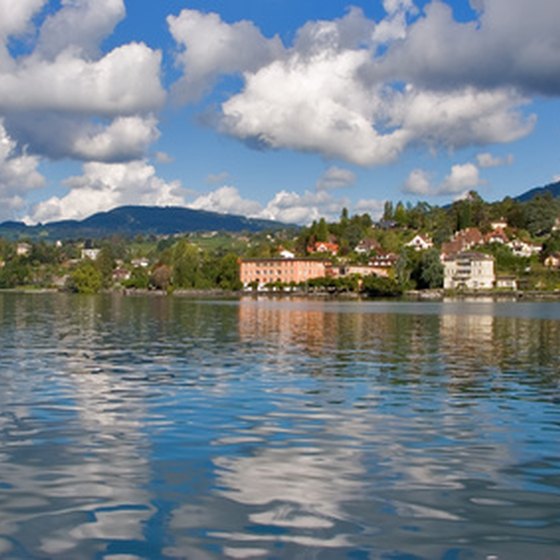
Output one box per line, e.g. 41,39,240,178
514,180,560,202
2,180,560,240
0,205,288,240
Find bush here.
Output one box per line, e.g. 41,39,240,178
361,275,403,298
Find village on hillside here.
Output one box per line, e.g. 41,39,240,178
1,191,560,296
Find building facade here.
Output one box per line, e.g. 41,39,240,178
239,258,331,288
443,252,495,290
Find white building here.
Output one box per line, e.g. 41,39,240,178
443,252,495,290
506,240,542,258
81,248,101,261
405,234,433,251
279,249,295,259
16,242,31,257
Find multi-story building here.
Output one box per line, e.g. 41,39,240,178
239,258,331,289
443,252,495,290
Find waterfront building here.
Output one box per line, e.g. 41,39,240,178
239,258,331,289
496,276,518,290
443,252,495,290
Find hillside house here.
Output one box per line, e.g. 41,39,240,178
16,242,31,257
405,234,433,251
441,228,484,257
443,252,495,290
490,219,508,230
485,229,509,245
81,248,101,261
354,238,381,254
307,241,339,255
278,249,295,259
369,252,398,269
507,240,542,258
131,258,150,268
544,253,560,269
112,268,131,283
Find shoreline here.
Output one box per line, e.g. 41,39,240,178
2,287,560,301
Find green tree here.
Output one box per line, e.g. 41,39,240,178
95,247,115,288
523,194,559,236
0,258,30,288
394,201,407,226
67,261,102,294
418,249,444,289
383,201,394,221
172,239,203,288
316,218,329,242
215,253,242,290
542,231,560,259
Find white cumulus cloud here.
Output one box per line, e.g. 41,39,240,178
403,169,432,195
207,5,536,167
35,0,125,59
168,9,283,104
440,163,484,195
221,49,408,166
0,0,165,165
0,43,165,116
189,185,262,217
476,152,514,168
187,184,358,225
27,161,186,224
316,166,356,191
260,189,348,224
379,0,560,96
71,116,160,162
0,120,45,220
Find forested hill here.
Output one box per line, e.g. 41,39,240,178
0,205,287,240
515,180,560,203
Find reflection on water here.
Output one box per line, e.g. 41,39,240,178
0,293,559,559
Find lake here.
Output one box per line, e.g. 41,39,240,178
0,293,559,559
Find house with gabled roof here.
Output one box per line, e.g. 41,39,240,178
307,241,339,256
354,238,381,254
441,228,484,258
484,229,509,245
507,239,542,258
405,234,433,251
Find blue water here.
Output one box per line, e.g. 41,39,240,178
0,293,559,559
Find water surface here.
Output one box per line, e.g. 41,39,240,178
0,294,559,559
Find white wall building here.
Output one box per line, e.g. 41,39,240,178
405,234,433,251
443,252,495,290
81,248,101,261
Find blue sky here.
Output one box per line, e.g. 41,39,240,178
0,0,559,225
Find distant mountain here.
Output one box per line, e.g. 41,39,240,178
515,180,560,203
0,205,289,240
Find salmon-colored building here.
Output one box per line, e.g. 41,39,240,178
239,258,331,288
